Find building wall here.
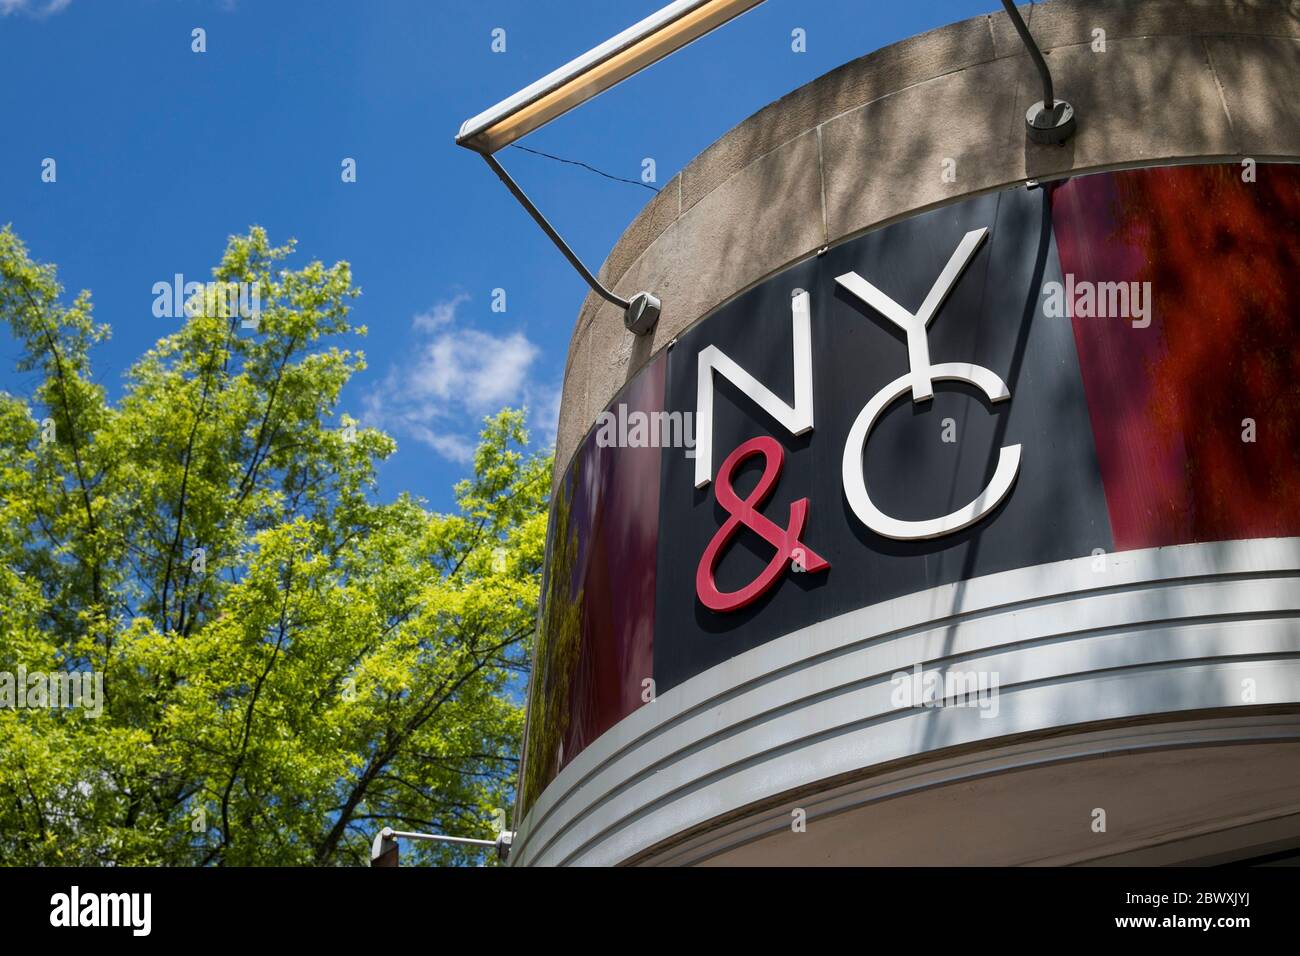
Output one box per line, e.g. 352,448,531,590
516,0,1300,866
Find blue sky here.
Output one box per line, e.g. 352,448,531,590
1,0,1004,510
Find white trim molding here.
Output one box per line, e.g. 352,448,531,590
512,537,1300,866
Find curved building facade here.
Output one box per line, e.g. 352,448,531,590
513,0,1300,866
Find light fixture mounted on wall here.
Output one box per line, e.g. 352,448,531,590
456,0,767,336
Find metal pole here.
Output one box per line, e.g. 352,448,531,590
370,826,514,866
1000,0,1053,108
999,0,1075,144
482,152,631,311
386,829,496,849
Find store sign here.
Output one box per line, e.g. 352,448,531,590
527,162,1300,801
693,226,1022,611
652,185,1111,692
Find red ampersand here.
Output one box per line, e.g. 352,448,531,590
696,436,829,612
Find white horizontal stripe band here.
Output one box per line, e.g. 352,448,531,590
514,537,1300,865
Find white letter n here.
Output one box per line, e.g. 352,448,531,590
694,290,814,488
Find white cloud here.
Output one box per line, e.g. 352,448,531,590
411,292,468,335
1,0,72,16
531,380,562,449
401,421,477,465
411,327,539,412
365,294,557,465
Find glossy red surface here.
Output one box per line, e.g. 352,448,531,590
1053,164,1300,550
520,354,663,810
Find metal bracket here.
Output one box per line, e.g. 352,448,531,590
369,826,515,866
1000,1,1076,145
482,153,661,335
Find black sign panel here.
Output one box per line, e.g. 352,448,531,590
652,186,1113,693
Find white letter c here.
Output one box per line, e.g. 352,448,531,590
842,363,1021,540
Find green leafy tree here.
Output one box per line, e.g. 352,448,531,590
0,225,550,865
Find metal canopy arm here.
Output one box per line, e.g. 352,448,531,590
454,2,771,338
481,152,662,334
1001,0,1054,108
370,826,513,866
1000,0,1076,144
482,152,630,311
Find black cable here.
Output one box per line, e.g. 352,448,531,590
509,144,661,193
